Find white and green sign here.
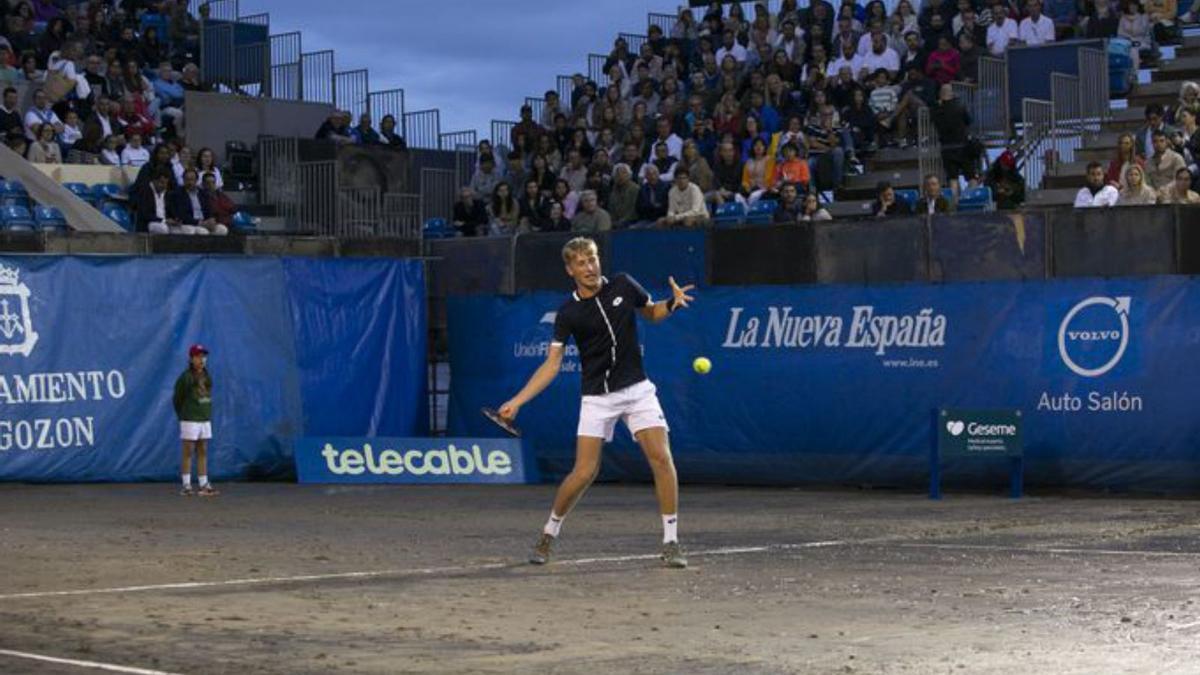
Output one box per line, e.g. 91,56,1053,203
938,409,1023,458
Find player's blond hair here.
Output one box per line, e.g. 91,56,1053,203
561,237,598,264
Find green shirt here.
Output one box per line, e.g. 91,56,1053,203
173,368,212,422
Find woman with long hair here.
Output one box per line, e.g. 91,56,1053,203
1105,132,1144,189
488,182,519,235
195,147,222,190
799,192,833,221
1118,163,1159,204
741,136,778,204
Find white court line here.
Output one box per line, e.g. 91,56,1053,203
0,648,182,674
0,541,850,601
896,543,1200,558
5,537,1191,603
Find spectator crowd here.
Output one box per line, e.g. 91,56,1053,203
449,0,1195,236
0,0,240,235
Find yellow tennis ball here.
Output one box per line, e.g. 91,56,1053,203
693,356,712,375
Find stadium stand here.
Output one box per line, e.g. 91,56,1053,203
0,0,1193,238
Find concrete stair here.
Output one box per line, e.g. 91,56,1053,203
1151,55,1200,82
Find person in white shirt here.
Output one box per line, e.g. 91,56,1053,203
829,41,863,79
99,134,122,166
23,88,63,141
120,132,151,167
47,41,91,100
1074,162,1121,207
856,21,895,57
715,30,748,64
646,116,684,162
59,110,83,149
1018,0,1056,45
860,33,900,79
658,167,710,227
986,4,1020,56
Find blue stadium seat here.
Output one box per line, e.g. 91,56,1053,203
0,180,29,209
957,186,994,212
712,201,746,228
894,189,919,212
231,211,258,231
2,205,36,230
63,182,96,205
746,199,778,226
102,205,133,232
91,183,126,202
423,217,456,238
34,206,66,231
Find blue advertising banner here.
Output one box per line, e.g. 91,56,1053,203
0,256,426,483
294,437,535,484
447,277,1200,493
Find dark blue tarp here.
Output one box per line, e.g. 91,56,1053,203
0,256,426,482
448,276,1200,493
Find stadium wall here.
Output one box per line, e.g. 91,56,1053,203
184,91,334,163
445,221,1200,494
0,256,427,482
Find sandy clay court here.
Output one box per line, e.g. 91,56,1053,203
2,483,1200,674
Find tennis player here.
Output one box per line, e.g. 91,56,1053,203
498,236,695,568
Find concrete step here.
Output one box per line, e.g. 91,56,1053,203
256,216,289,232
1043,169,1088,190
226,190,258,206
240,203,277,217
845,167,921,191
1151,55,1200,82
1129,80,1185,107
1026,187,1079,207
865,147,919,170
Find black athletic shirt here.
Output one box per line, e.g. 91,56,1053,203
551,274,653,396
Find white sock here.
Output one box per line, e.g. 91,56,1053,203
662,514,678,544
181,474,191,488
543,512,564,537
198,475,209,487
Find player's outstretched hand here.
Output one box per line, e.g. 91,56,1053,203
498,400,520,420
669,276,696,310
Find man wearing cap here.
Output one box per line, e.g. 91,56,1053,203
173,344,217,496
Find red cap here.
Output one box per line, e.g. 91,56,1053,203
188,344,209,357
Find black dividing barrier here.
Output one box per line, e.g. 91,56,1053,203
1173,206,1200,274
340,238,420,258
1051,205,1177,277
813,217,929,284
709,224,816,285
0,231,45,253
426,237,514,296
513,231,612,292
931,212,1047,282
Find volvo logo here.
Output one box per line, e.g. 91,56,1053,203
1057,296,1130,378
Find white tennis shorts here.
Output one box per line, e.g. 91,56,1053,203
180,421,212,441
578,379,669,442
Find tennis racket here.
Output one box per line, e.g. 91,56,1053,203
481,407,521,437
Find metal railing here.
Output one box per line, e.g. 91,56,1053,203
368,89,407,138
301,50,335,104
977,56,1010,142
1050,73,1082,173
336,186,382,236
491,120,517,154
201,21,234,89
440,131,478,153
404,109,441,149
382,193,422,239
524,97,546,125
452,143,476,193
588,53,608,84
269,32,302,100
950,80,979,131
648,12,675,34
238,12,269,26
1078,47,1110,143
618,33,647,54
258,136,299,220
298,160,337,233
1019,98,1055,193
200,0,239,21
556,75,575,105
420,167,456,223
334,68,370,121
917,106,943,186
234,41,268,96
